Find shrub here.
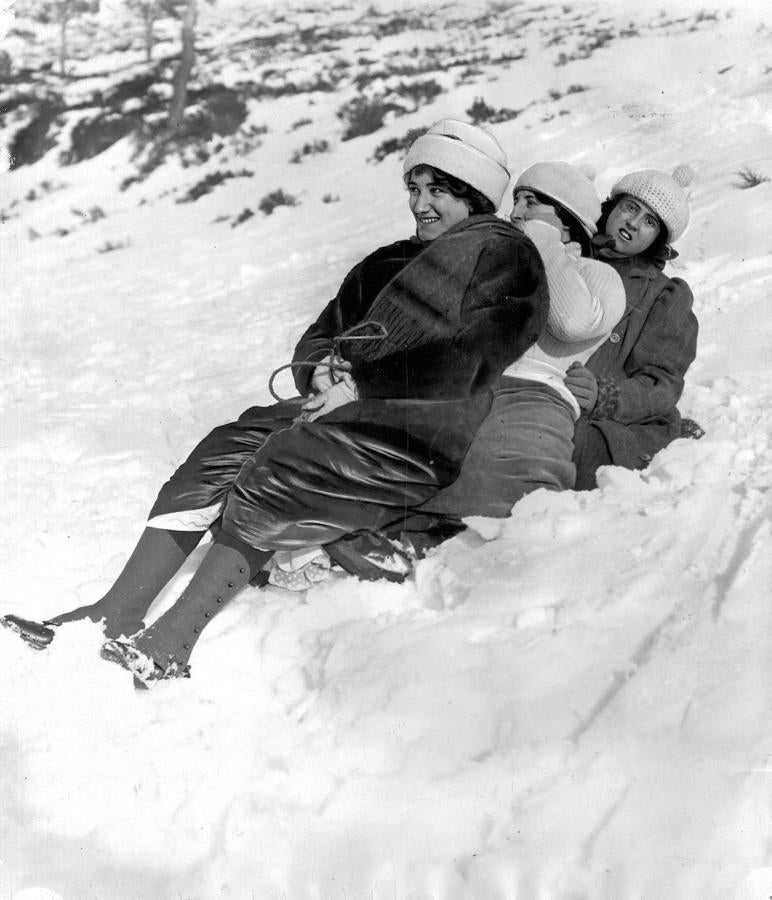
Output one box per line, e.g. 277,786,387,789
289,139,330,163
466,97,520,124
9,100,64,169
72,205,106,223
258,189,298,215
97,239,131,253
392,78,443,108
734,166,770,189
231,208,255,227
63,112,141,165
371,126,427,163
176,169,254,203
337,95,400,141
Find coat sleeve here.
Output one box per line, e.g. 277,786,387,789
290,259,369,396
353,230,549,400
590,276,698,424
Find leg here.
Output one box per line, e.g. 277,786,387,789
101,530,271,681
49,527,206,636
2,527,205,649
572,418,612,491
3,402,299,652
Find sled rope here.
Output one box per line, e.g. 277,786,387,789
268,320,387,402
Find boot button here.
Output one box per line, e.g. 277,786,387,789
204,611,212,618
227,581,235,588
239,568,246,574
216,597,223,604
183,643,191,650
193,626,200,634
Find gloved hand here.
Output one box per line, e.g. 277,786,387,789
564,361,598,411
300,372,358,422
310,353,351,394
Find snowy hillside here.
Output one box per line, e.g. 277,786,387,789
1,1,771,898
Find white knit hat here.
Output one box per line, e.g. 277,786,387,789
514,161,601,237
610,166,693,242
403,119,511,210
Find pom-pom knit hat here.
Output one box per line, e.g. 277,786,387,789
514,161,601,237
403,119,511,210
609,166,693,242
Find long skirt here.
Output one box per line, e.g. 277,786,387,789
418,378,576,518
147,398,470,551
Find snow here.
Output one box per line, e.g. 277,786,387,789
1,1,771,898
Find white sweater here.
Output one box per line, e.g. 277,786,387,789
504,219,626,418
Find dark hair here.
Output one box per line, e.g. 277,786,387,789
596,196,672,261
405,164,495,216
526,189,592,256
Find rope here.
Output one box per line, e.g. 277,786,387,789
267,320,388,402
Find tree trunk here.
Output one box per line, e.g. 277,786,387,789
144,14,155,63
58,4,69,77
168,0,198,133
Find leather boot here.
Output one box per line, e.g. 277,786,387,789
101,531,271,682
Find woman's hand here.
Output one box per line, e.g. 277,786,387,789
565,362,598,411
300,372,359,422
310,354,352,394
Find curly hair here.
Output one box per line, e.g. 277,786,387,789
405,164,495,216
596,196,672,261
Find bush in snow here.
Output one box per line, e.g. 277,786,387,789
8,98,64,168
289,139,330,163
231,208,255,227
734,166,770,189
466,96,520,124
337,95,400,141
71,205,106,223
258,189,298,215
370,126,427,163
96,238,131,253
391,78,444,108
176,169,254,203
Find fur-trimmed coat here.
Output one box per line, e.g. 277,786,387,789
292,214,549,475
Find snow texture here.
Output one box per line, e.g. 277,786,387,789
1,0,770,897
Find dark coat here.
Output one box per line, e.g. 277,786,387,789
291,214,549,476
574,253,698,478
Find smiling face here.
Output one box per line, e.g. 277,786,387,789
510,188,570,242
407,167,472,241
605,195,662,256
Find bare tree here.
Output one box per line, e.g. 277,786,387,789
30,0,95,76
167,0,198,131
126,0,163,63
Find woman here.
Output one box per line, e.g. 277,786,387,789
3,120,549,683
417,161,626,518
565,167,699,488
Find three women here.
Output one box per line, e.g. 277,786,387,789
3,120,549,682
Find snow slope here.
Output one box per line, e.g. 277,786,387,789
1,1,770,898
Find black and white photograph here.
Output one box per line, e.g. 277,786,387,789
1,0,770,896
